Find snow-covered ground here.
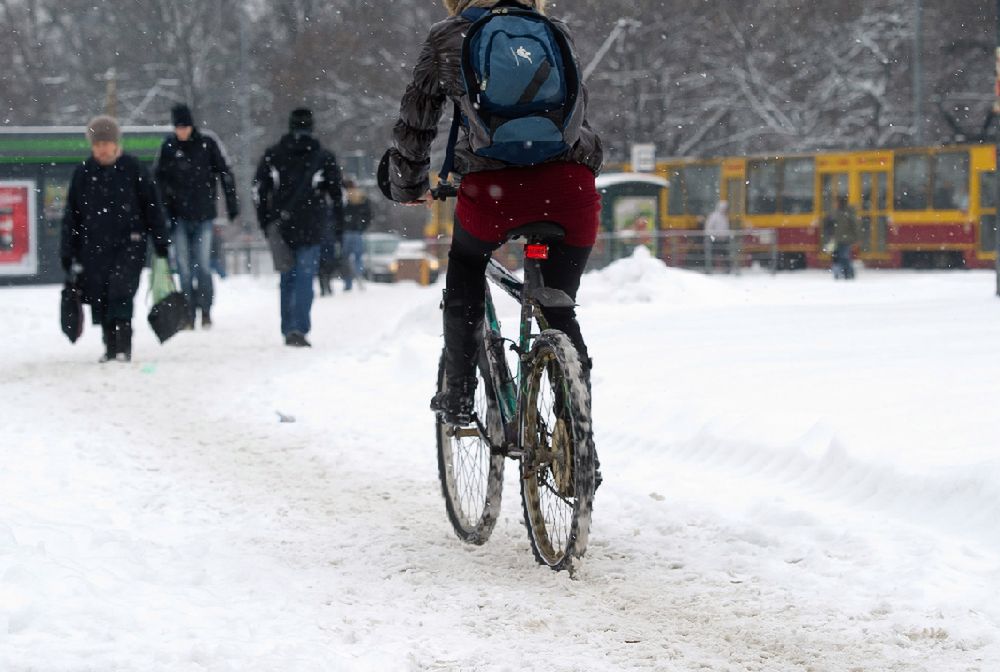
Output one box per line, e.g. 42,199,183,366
2,252,999,671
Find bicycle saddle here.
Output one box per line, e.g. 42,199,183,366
505,221,566,243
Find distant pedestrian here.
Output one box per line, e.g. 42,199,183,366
704,200,731,272
341,178,372,291
154,103,239,329
824,195,861,280
60,115,170,362
253,108,344,347
317,202,341,297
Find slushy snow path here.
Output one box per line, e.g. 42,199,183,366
2,252,999,671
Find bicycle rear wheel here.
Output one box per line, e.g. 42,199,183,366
520,330,596,572
436,350,505,544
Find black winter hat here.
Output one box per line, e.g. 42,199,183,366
171,104,194,127
289,108,314,133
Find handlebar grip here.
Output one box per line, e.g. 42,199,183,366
430,183,459,201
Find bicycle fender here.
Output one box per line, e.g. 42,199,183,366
526,287,576,308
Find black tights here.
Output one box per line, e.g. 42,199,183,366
443,224,592,377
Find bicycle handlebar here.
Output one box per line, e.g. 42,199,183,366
430,182,458,201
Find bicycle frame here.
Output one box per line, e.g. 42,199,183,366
480,250,575,453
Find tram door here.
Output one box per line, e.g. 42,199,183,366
860,171,888,254
820,173,849,244
725,176,744,230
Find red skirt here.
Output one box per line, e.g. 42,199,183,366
454,162,601,247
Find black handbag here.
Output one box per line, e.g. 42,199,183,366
147,291,189,343
60,278,84,343
146,257,189,343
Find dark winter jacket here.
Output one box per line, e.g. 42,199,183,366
154,129,239,222
253,133,343,249
387,10,603,202
342,189,372,233
60,154,169,312
825,205,861,246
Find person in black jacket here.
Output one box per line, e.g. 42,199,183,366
154,103,239,329
253,108,343,347
61,115,170,362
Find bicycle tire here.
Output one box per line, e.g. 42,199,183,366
436,349,505,545
519,330,596,572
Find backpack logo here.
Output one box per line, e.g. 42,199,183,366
513,46,534,64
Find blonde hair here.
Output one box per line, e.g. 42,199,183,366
444,0,546,16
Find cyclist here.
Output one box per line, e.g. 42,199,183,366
383,0,604,425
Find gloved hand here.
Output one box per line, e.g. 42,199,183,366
154,244,170,258
61,256,73,273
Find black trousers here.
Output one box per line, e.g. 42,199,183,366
443,223,592,376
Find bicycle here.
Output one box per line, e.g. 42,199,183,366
431,183,597,573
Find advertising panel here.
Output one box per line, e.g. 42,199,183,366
0,180,38,275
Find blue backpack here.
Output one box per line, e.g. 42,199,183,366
440,3,582,178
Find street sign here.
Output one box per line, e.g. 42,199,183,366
630,143,656,172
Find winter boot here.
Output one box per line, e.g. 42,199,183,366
115,320,132,362
99,321,117,363
431,374,477,425
201,308,212,329
430,299,481,425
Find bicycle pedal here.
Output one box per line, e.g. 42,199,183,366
446,425,479,438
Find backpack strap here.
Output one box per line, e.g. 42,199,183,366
438,101,463,184
461,8,490,21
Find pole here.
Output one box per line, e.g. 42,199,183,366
238,6,253,234
913,0,923,145
104,68,117,118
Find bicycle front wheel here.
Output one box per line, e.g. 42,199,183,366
520,330,596,572
436,350,505,545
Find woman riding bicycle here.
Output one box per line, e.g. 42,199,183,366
384,0,603,425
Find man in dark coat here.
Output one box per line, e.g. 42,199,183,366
253,108,343,347
154,103,239,328
824,195,861,280
61,115,170,362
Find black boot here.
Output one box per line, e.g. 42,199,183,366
430,300,481,424
99,321,116,363
115,320,132,362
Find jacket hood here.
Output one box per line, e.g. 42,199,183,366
444,0,545,16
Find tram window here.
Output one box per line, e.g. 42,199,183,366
747,160,778,214
683,165,720,217
782,158,814,213
667,168,685,215
932,152,969,210
980,171,997,209
894,154,929,210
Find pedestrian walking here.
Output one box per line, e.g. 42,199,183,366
253,108,344,347
824,195,861,280
341,178,372,291
60,115,170,362
317,202,341,297
704,200,731,272
154,103,239,329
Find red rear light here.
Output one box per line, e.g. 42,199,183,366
525,244,549,259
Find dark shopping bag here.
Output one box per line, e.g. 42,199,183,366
147,257,189,343
148,291,189,343
266,222,295,273
60,279,84,343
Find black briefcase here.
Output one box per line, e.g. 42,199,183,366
60,281,84,343
147,291,189,343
